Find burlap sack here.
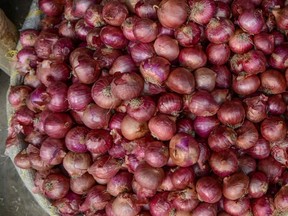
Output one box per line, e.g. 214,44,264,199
5,0,59,215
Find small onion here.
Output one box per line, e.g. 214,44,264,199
196,176,222,203
63,151,92,177
223,172,249,200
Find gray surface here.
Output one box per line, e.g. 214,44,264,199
0,1,48,215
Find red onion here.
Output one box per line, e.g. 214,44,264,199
260,116,286,142
169,189,199,212
223,172,249,200
80,185,112,213
85,129,113,154
84,4,105,27
188,0,216,25
194,116,220,138
39,137,66,165
144,141,169,168
86,28,103,50
158,24,174,37
88,155,122,179
107,171,133,197
36,60,70,87
140,56,170,85
44,112,73,139
133,18,158,43
242,50,266,75
8,85,32,110
252,196,275,216
19,29,39,47
271,140,288,166
70,172,96,195
194,67,217,92
248,171,269,198
258,156,284,183
111,72,144,100
170,167,195,190
238,9,265,34
67,83,93,111
82,103,111,129
58,20,77,39
14,150,31,169
148,114,176,141
129,42,155,65
127,96,156,122
34,31,59,59
179,46,207,70
157,0,188,29
174,22,201,47
243,94,268,123
229,53,244,74
228,29,253,54
176,118,195,136
205,18,235,44
211,65,231,89
269,44,288,70
143,81,166,95
70,47,93,65
63,151,92,177
46,82,68,112
272,6,288,30
39,0,64,16
206,43,230,65
24,73,41,89
42,173,69,200
268,94,286,115
71,0,96,18
111,193,141,216
232,74,260,96
16,46,39,75
91,76,122,109
238,155,257,175
169,132,200,167
93,47,122,69
74,19,93,40
275,185,288,212
52,192,82,215
215,1,231,18
191,203,217,216
235,120,258,150
121,114,149,140
149,192,174,216
189,90,220,117
65,126,90,153
217,99,245,128
261,0,285,14
121,16,140,41
211,89,231,105
132,178,157,200
50,37,74,61
135,0,160,20
100,25,128,49
223,197,250,216
109,55,137,75
166,67,195,95
254,33,275,55
209,150,238,177
157,93,182,116
196,176,222,203
247,136,270,159
153,35,179,61
26,85,48,112
102,1,128,26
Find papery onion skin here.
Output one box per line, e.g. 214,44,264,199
196,176,222,203
223,197,250,216
258,156,284,183
260,69,286,94
174,21,201,47
179,46,207,70
232,74,260,96
248,171,269,198
111,193,141,216
235,120,259,150
42,173,70,200
188,0,216,25
194,67,217,92
274,185,288,212
121,114,149,141
222,172,249,200
252,196,275,216
153,35,179,61
67,82,93,111
70,172,96,195
238,9,265,35
148,114,176,141
102,1,128,26
260,116,287,142
44,113,73,139
206,43,230,65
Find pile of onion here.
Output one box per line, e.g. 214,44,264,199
8,0,288,215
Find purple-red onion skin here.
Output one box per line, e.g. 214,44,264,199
196,176,222,203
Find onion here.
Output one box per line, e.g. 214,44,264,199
92,76,122,109
148,114,176,141
247,136,270,159
228,29,253,54
63,151,92,177
174,22,201,47
191,203,217,216
111,72,144,100
189,90,220,117
223,172,249,200
34,31,59,59
238,155,257,175
84,4,105,27
258,156,284,183
109,55,137,75
235,120,258,150
248,171,269,198
157,0,188,29
52,192,82,215
165,67,195,95
42,173,70,200
254,32,275,54
71,0,96,18
100,25,128,49
121,16,140,42
127,96,156,122
93,47,122,69
140,56,170,85
121,114,149,140
211,65,232,89
74,19,93,41
176,118,195,136
111,193,141,216
194,116,220,138
39,137,66,165
70,172,96,195
82,103,111,129
153,35,179,61
238,9,265,34
179,46,207,70
208,125,237,152
275,185,288,212
68,83,93,111
79,185,112,213
217,99,245,128
86,28,103,50
206,43,230,65
268,94,286,115
133,18,158,43
85,129,113,154
169,132,200,167
149,192,174,216
14,150,31,169
129,42,155,65
50,37,74,61
223,197,250,216
211,89,231,105
88,155,122,179
215,1,231,18
135,0,160,20
243,94,268,123
194,67,217,92
196,176,222,203
46,82,68,112
260,116,287,142
205,18,235,44
272,6,288,30
209,150,238,177
157,93,182,116
58,20,77,39
169,189,199,212
8,85,32,110
102,1,128,26
269,44,288,70
39,0,64,16
24,73,41,89
232,74,260,96
16,46,39,75
252,196,275,216
169,167,195,190
107,171,133,197
19,29,39,47
144,141,169,168
188,0,216,25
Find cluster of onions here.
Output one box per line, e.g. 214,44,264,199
7,0,288,215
